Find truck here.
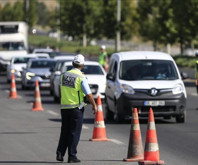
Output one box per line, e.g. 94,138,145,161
0,21,28,72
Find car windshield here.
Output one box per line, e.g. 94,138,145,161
29,60,55,68
63,65,104,75
119,60,178,80
13,57,34,64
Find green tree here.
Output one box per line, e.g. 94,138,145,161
137,0,161,50
36,1,50,28
0,5,2,21
1,3,13,21
13,2,24,21
171,0,198,54
24,0,37,29
121,0,138,40
60,0,100,46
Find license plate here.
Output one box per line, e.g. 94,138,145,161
144,100,165,106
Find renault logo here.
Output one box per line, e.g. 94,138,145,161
150,88,158,96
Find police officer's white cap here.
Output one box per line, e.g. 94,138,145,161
73,54,85,65
101,45,106,49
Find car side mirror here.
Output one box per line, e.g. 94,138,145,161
180,72,188,80
107,73,115,81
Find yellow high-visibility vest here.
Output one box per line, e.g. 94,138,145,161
60,69,85,109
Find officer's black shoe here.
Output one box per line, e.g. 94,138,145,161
56,152,64,162
68,158,81,163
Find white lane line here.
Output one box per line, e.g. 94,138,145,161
4,90,9,93
191,93,198,96
82,125,89,129
47,110,60,116
110,138,125,145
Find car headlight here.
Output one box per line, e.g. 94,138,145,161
26,72,35,80
120,84,135,94
11,69,15,73
172,84,183,94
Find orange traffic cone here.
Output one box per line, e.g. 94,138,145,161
139,108,165,165
89,95,109,142
124,108,144,162
32,80,44,111
9,73,18,99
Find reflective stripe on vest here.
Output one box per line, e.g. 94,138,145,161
61,104,80,109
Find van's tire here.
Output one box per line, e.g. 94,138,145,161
114,102,124,123
105,104,114,121
54,95,60,103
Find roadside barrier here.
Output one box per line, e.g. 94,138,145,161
139,108,164,165
89,95,109,142
9,73,18,99
32,80,44,111
123,108,144,162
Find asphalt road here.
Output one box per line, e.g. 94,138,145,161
0,74,198,165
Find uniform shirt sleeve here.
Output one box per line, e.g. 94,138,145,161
81,77,91,95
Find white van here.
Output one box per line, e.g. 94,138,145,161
105,51,187,123
0,22,28,71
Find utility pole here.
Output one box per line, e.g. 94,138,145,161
116,0,121,52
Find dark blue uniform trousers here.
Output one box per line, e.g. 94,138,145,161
56,107,83,159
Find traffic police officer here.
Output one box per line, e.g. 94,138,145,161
56,54,97,163
99,45,108,71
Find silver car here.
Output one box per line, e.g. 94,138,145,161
21,58,56,89
6,55,37,83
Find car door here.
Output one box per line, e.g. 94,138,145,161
106,60,118,112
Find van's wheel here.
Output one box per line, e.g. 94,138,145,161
176,113,186,123
114,103,124,123
54,95,60,103
105,103,114,121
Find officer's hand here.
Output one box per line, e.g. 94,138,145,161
92,105,98,115
196,80,198,86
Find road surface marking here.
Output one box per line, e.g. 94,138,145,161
82,125,89,129
191,93,197,96
110,138,124,145
47,110,59,116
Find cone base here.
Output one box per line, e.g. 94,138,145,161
9,96,18,99
89,138,110,142
32,108,44,111
124,157,144,162
138,160,165,165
